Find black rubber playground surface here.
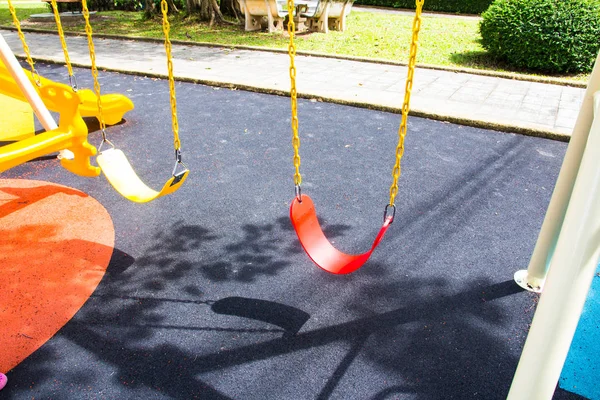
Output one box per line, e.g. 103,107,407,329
1,64,584,399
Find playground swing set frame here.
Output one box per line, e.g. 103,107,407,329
507,51,600,400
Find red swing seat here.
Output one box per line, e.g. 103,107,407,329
290,195,393,274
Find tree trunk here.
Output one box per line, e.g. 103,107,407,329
186,0,224,23
166,0,179,13
144,0,155,18
146,0,178,17
220,0,243,21
186,0,194,15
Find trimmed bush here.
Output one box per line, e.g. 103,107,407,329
354,0,494,14
480,0,600,74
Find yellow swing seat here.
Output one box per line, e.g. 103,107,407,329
96,148,188,203
78,0,189,203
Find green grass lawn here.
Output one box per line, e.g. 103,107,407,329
0,5,589,83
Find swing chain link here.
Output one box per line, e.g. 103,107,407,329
295,184,302,202
161,0,186,180
287,0,302,188
161,0,182,152
388,0,424,208
79,0,181,164
7,0,41,86
51,0,77,90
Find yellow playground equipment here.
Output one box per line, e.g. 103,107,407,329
0,80,99,177
5,0,134,125
0,34,100,177
0,93,34,142
0,0,188,202
0,60,134,127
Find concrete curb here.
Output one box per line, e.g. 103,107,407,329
17,53,571,143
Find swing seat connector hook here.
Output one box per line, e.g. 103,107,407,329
98,135,115,153
384,204,396,224
171,148,189,183
69,74,78,92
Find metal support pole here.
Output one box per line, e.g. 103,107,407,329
507,90,600,399
514,51,600,292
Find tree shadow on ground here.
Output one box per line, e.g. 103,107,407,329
5,212,545,399
449,50,584,80
3,133,575,399
449,50,517,73
6,272,540,399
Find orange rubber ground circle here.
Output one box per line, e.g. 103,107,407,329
0,179,115,372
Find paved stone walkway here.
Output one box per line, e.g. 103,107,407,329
0,28,586,138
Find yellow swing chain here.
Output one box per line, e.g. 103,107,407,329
160,0,182,152
50,0,77,90
388,0,424,210
286,0,424,214
286,0,302,193
6,0,41,86
80,0,107,141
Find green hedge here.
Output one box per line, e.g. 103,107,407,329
480,0,600,73
353,0,495,14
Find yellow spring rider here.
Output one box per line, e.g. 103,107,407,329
0,35,98,177
4,0,134,126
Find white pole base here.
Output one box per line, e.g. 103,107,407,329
514,269,544,293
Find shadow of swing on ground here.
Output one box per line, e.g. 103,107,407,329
211,297,311,337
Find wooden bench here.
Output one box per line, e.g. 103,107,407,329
303,0,354,33
237,0,289,33
238,0,353,33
